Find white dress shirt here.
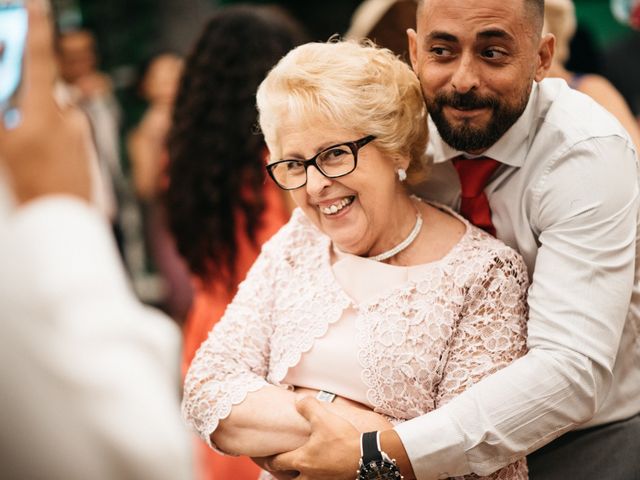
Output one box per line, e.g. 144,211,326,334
395,78,640,479
0,193,192,479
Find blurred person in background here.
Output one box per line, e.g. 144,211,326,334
604,31,640,123
604,0,640,124
544,0,640,150
56,28,123,228
0,2,191,478
128,52,194,323
166,5,306,479
345,0,416,62
129,53,183,203
56,26,166,311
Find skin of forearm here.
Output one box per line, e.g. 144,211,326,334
211,386,394,458
211,385,311,457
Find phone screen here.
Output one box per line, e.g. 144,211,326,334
0,3,28,126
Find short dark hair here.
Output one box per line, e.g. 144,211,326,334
526,0,545,33
417,0,544,31
527,0,545,21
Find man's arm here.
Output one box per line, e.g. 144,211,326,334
394,135,639,478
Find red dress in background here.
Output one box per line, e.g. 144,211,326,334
182,179,290,480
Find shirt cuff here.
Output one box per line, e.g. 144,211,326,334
394,408,470,480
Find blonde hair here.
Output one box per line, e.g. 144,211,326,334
256,39,429,184
544,0,577,65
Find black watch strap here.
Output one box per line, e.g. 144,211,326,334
361,431,383,465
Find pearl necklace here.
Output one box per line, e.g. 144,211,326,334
368,212,423,262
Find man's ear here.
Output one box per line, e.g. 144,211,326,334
407,28,419,73
534,33,555,82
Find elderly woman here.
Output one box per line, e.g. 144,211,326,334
183,40,529,480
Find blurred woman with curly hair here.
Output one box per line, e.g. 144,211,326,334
165,5,306,479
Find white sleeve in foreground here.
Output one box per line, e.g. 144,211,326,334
0,196,192,480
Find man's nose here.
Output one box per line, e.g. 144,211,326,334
450,52,480,94
305,165,332,196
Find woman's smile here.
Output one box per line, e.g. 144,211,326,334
318,195,356,217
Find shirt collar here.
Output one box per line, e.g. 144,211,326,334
428,82,540,168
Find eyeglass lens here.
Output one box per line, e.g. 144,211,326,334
270,144,355,189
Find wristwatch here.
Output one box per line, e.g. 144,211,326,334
357,431,403,479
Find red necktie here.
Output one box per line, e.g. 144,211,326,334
452,156,501,236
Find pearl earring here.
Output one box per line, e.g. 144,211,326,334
397,168,407,182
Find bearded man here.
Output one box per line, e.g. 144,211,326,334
402,0,640,478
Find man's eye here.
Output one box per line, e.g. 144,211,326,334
430,46,452,57
483,49,506,60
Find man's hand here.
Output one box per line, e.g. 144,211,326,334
0,0,91,204
268,396,362,480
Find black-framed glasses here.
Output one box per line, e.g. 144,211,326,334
265,135,376,190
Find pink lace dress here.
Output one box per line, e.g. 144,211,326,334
183,207,530,479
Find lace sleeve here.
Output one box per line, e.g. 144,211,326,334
437,247,530,480
181,243,279,448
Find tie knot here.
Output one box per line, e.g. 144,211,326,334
452,156,501,198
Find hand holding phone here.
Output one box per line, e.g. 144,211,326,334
0,0,92,203
0,0,28,129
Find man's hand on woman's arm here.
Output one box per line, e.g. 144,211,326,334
260,395,416,480
213,385,393,458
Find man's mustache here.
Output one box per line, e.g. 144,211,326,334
434,91,500,110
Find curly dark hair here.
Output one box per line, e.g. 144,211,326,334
166,5,306,284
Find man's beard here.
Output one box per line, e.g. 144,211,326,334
426,87,530,152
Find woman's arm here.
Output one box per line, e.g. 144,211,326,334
212,385,309,457
183,230,393,458
127,109,168,201
182,246,282,454
213,386,394,457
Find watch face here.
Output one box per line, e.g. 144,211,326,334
359,459,403,479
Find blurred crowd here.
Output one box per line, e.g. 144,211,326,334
1,0,640,479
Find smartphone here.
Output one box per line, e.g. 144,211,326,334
0,0,28,129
